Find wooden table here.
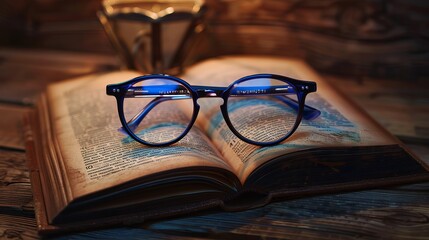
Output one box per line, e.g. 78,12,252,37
1,49,428,239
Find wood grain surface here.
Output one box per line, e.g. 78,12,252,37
203,0,429,79
0,49,428,239
0,105,30,150
0,49,118,105
2,0,429,79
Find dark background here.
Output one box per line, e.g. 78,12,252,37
1,0,428,79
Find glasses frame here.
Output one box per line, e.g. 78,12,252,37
107,74,320,147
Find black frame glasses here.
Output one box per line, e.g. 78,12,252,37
107,74,321,147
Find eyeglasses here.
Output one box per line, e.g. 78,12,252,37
107,74,321,147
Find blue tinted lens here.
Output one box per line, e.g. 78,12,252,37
227,78,299,143
123,78,194,144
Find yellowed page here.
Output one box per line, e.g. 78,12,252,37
48,71,231,200
181,56,396,183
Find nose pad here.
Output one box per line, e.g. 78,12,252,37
196,98,224,107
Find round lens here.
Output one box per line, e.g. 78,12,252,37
123,78,194,145
226,77,299,143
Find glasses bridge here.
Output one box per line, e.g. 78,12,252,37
195,87,225,98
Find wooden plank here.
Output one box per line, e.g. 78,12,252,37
0,214,38,240
0,104,31,150
203,0,429,78
0,150,28,184
0,150,32,209
0,49,119,105
0,149,37,238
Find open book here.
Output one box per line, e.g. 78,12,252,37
25,56,429,234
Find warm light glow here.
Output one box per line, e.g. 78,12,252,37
103,0,204,19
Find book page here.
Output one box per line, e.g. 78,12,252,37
48,71,232,199
181,56,397,183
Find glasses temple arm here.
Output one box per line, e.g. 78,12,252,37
118,96,188,134
275,95,321,120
